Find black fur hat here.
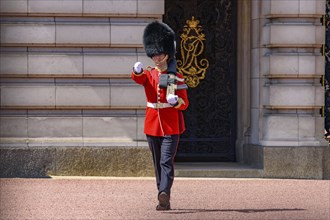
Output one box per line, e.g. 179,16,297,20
143,21,176,58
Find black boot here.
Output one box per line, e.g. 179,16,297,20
156,192,171,211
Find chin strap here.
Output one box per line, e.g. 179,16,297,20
154,55,169,72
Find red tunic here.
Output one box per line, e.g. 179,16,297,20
131,67,189,136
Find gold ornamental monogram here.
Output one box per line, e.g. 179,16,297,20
177,16,209,88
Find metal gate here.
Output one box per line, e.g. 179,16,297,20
325,0,330,138
164,0,237,162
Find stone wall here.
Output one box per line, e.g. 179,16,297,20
1,0,329,179
0,0,162,177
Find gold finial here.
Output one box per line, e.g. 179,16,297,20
187,16,200,28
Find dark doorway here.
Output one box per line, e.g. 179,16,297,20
164,0,237,162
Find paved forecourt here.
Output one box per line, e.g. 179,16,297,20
0,177,329,220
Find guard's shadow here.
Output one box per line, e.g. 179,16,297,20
164,208,306,214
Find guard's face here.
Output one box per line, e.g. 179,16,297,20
152,53,166,63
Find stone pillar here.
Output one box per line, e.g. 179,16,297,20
236,0,251,163
251,0,329,179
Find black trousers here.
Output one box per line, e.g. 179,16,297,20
146,134,179,196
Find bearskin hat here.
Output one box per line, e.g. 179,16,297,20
143,21,176,58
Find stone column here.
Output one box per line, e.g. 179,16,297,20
251,0,329,178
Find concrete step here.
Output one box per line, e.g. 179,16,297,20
174,162,263,178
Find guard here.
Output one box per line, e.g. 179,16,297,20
131,21,189,211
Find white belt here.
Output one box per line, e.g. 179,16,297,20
147,102,172,109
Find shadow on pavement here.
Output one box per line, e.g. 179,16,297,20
165,208,306,214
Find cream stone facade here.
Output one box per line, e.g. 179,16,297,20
0,0,329,179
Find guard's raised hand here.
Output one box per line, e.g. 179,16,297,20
133,62,143,74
